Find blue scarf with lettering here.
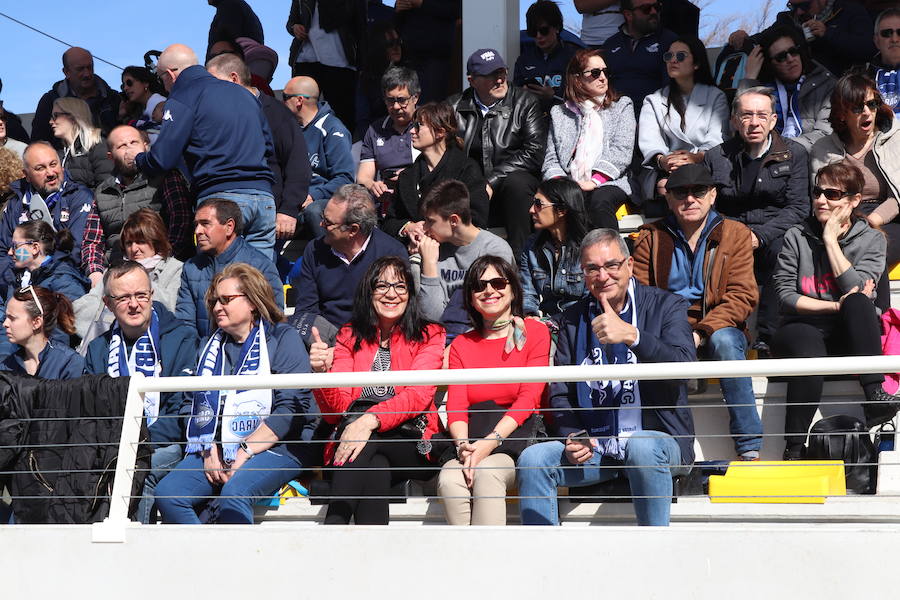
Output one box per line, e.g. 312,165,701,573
107,309,161,425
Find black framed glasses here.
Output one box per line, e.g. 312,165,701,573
374,281,409,296
385,95,412,107
320,215,348,230
770,46,801,63
850,99,881,114
472,277,509,293
584,260,627,277
579,67,608,80
813,186,850,201
630,2,662,15
880,28,900,39
670,185,712,200
212,293,246,306
663,51,688,63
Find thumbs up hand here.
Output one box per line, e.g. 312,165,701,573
309,326,334,373
590,293,638,346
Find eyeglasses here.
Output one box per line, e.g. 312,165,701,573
374,281,409,295
385,95,412,107
737,111,773,123
879,28,900,39
12,240,37,249
50,111,71,121
212,293,246,306
584,260,627,277
107,290,152,306
850,99,881,114
630,2,662,15
320,215,348,230
670,185,712,200
284,93,315,100
579,67,609,80
531,197,554,210
663,51,689,63
813,186,850,201
20,285,43,316
531,25,553,37
770,46,801,63
787,1,812,11
472,277,509,293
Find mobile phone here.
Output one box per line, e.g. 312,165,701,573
567,429,591,444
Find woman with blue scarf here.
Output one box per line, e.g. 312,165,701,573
155,263,318,524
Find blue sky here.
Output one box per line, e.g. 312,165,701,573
0,0,770,116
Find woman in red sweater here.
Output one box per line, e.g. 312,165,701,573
438,255,551,525
310,256,446,524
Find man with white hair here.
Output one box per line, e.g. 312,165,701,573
135,44,278,256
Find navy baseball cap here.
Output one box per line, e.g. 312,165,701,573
665,163,715,191
466,49,507,76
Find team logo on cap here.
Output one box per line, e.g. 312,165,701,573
480,51,496,62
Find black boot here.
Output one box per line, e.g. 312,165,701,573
864,388,900,429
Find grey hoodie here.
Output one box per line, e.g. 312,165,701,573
773,217,886,326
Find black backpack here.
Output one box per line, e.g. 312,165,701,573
806,415,877,495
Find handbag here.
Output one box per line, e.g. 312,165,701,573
433,400,547,464
806,415,877,495
336,398,431,454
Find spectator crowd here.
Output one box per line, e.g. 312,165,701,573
2,0,900,527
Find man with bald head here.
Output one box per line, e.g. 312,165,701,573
135,44,277,256
283,75,353,238
207,53,310,240
32,47,121,146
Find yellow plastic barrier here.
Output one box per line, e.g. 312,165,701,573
707,460,846,504
890,262,900,281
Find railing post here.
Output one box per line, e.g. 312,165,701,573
92,373,145,543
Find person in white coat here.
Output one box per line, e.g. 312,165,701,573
638,37,729,211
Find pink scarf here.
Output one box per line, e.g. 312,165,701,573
568,96,606,182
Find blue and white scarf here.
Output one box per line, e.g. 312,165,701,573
574,279,642,460
874,67,900,118
773,77,805,140
107,310,162,425
186,321,272,462
22,181,65,229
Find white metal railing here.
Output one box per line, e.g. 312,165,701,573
91,355,900,542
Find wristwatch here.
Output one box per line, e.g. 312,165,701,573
240,441,255,458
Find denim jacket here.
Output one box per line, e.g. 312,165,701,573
519,232,586,317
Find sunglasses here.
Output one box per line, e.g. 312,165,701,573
385,37,402,48
472,277,509,293
212,293,246,306
531,25,553,37
123,79,136,87
663,51,689,63
283,93,315,100
50,111,71,121
880,28,900,39
850,99,881,114
670,185,712,200
531,197,554,210
630,2,662,15
579,67,609,80
770,46,801,63
813,186,850,201
20,285,43,316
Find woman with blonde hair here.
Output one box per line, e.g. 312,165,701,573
155,263,318,524
50,97,112,188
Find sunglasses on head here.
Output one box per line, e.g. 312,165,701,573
770,46,801,63
631,2,662,15
579,67,608,80
850,99,881,114
880,28,900,39
663,51,688,63
813,186,850,201
472,277,509,293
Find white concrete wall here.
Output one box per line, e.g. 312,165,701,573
5,523,900,597
462,0,520,90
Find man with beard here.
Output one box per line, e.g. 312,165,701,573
94,126,194,261
0,141,104,286
601,0,678,111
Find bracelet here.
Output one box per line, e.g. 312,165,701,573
490,431,504,446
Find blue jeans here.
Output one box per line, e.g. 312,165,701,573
155,446,303,524
136,443,184,524
300,197,328,239
517,430,684,526
707,327,763,454
198,189,276,257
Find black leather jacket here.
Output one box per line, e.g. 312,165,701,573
447,86,547,186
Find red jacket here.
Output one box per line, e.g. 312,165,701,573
314,323,446,463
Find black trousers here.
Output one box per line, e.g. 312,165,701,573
324,433,434,525
584,185,627,231
292,62,358,132
754,235,785,342
772,293,884,447
489,170,539,263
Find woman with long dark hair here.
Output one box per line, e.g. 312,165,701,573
638,37,729,206
437,255,550,525
309,256,445,524
519,177,589,317
773,162,900,458
543,48,635,231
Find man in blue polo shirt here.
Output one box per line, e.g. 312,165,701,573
602,0,677,112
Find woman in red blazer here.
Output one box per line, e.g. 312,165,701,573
310,256,446,524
